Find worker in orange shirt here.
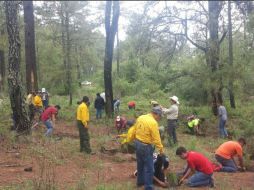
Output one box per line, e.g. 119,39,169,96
215,138,246,172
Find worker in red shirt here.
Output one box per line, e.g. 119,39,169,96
128,101,136,110
176,146,214,187
41,105,61,137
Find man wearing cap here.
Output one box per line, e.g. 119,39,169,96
128,106,164,190
161,95,179,145
115,115,127,133
77,96,93,154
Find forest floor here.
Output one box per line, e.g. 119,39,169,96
0,118,254,190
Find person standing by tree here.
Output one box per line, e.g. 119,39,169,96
33,91,43,115
128,106,164,190
94,93,105,119
41,88,49,109
113,98,120,114
161,96,179,145
26,91,35,120
41,105,61,137
76,96,94,154
217,102,228,138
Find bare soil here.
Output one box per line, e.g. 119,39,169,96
0,120,254,190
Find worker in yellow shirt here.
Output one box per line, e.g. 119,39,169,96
76,96,94,154
129,106,164,190
116,120,136,153
33,92,43,117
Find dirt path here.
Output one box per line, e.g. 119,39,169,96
0,120,254,190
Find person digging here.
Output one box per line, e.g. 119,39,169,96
41,105,61,137
127,106,164,190
176,146,214,188
215,138,246,172
133,153,170,188
186,115,205,136
115,119,136,153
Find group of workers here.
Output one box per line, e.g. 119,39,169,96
25,88,61,137
112,96,246,189
24,89,244,189
94,92,136,120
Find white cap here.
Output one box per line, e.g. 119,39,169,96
42,88,46,93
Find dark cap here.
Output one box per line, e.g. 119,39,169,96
152,106,162,116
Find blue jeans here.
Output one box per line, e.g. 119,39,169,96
96,108,102,119
187,172,213,187
43,100,49,109
215,154,237,172
219,119,228,138
135,140,154,190
44,120,53,137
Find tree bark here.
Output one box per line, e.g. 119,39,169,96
23,1,38,93
228,1,236,108
4,1,31,134
76,45,81,80
208,1,222,115
64,2,72,106
104,1,120,117
0,50,5,91
116,28,120,75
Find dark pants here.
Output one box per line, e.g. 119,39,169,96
28,104,35,121
188,126,195,135
167,119,178,144
135,140,154,190
43,100,49,109
96,108,102,119
77,120,91,153
215,154,237,172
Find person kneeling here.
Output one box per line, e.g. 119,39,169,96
116,120,136,153
187,115,201,135
215,138,246,172
176,147,214,187
134,153,170,188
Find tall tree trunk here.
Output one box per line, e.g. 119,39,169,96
76,45,81,80
208,1,222,115
60,3,67,71
104,1,120,117
23,1,38,93
4,1,30,133
64,2,72,106
116,28,120,75
0,50,5,92
228,1,236,108
36,42,40,85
